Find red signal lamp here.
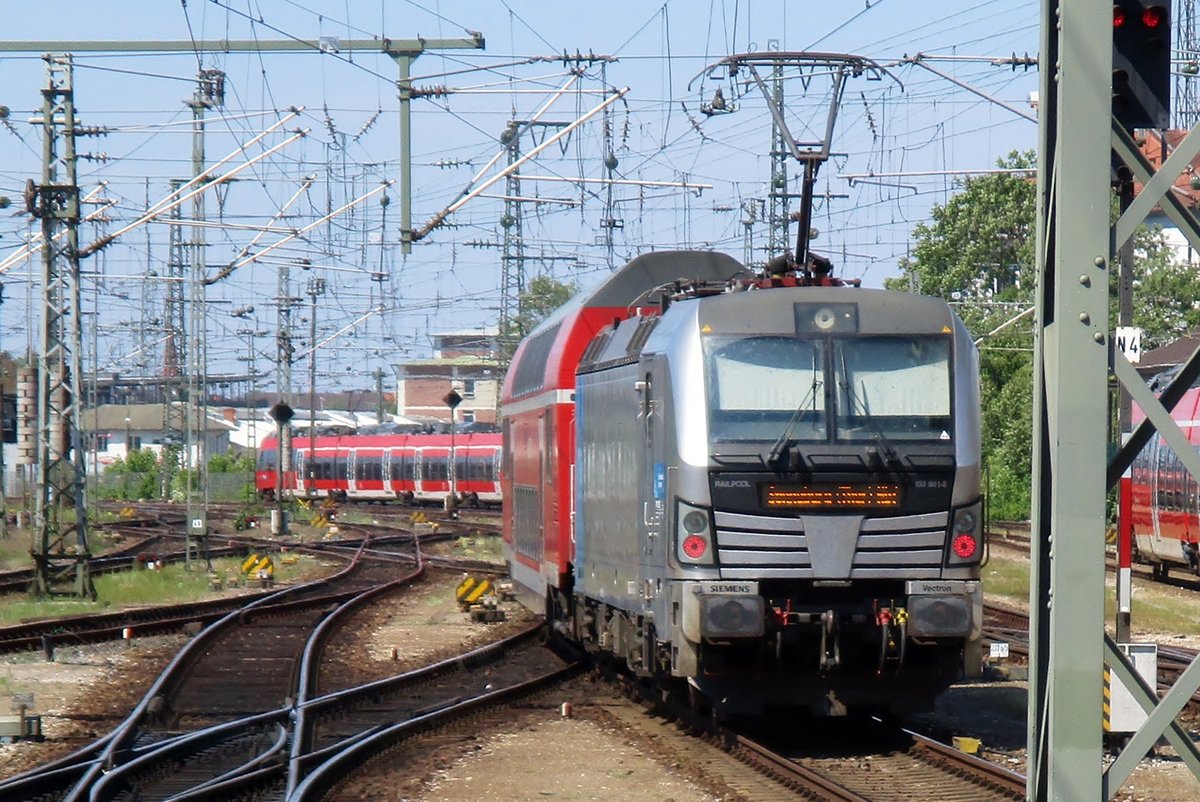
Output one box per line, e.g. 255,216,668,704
1142,5,1165,28
1114,6,1128,28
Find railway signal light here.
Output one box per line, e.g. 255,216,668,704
269,401,294,423
1112,1,1172,130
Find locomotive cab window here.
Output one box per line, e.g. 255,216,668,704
703,333,953,446
705,336,826,443
833,336,952,442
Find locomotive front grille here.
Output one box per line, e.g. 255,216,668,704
712,509,950,580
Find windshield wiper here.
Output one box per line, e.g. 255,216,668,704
765,351,821,468
838,351,901,470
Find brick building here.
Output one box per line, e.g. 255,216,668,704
394,329,501,426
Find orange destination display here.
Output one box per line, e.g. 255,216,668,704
764,482,902,509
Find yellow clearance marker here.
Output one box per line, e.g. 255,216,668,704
455,577,477,605
242,554,274,577
411,511,428,524
463,578,493,606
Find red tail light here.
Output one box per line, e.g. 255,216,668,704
953,533,978,559
682,534,709,559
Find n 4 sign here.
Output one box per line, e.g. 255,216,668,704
1116,326,1143,363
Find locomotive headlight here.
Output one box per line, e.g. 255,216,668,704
946,500,984,565
683,510,709,533
795,302,858,334
700,595,765,637
676,500,715,565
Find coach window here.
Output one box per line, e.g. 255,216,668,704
1156,445,1168,508
501,419,511,479
1179,455,1186,511
1172,452,1183,510
427,456,449,482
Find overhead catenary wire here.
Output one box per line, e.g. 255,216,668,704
0,0,1043,389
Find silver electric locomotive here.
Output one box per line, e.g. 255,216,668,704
568,259,983,717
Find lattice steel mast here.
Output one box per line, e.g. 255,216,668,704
183,69,222,569
498,122,525,361
29,54,93,598
1176,0,1199,130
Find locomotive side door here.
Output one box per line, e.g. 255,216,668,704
639,356,668,569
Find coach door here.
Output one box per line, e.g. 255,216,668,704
347,449,358,494
294,450,308,495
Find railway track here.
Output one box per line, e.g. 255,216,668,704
983,601,1200,712
0,540,410,800
731,727,1025,801
0,533,525,801
590,654,1027,801
126,623,560,802
1,597,566,800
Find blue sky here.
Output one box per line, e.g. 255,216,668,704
0,1,1041,390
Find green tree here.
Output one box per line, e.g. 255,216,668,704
101,448,160,500
887,150,1036,304
499,274,579,360
887,151,1039,520
1126,233,1200,347
209,452,255,474
888,149,1200,520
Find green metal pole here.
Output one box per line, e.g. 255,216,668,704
1029,0,1111,798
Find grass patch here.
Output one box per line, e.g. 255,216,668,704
332,509,379,525
981,552,1030,606
984,547,1200,638
0,527,126,571
0,553,320,625
1123,591,1200,637
0,532,33,570
453,533,504,564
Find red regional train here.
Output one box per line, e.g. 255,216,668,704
255,431,502,506
1129,370,1200,576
